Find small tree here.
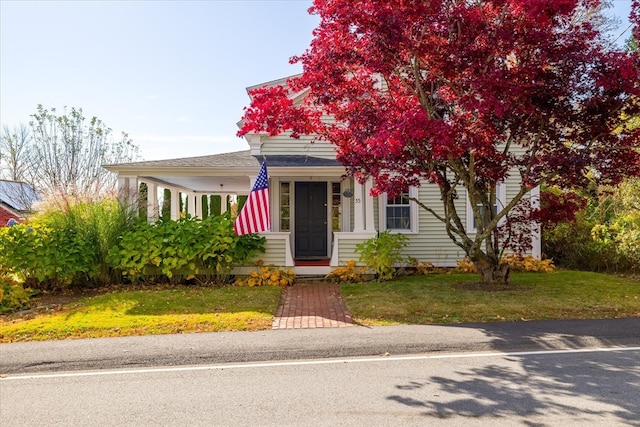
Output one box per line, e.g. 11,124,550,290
238,0,640,286
28,105,139,197
1,124,33,183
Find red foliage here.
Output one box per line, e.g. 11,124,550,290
240,0,639,194
531,190,587,230
238,0,640,275
633,0,640,45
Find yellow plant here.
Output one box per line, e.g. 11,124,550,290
235,261,295,287
455,257,478,273
407,257,445,275
326,260,366,283
503,254,556,273
456,255,555,274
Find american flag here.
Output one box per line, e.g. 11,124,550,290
234,161,270,235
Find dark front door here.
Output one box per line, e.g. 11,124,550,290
295,182,328,258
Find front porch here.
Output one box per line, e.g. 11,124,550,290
232,229,378,276
105,150,382,275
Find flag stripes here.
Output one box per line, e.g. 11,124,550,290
234,161,270,235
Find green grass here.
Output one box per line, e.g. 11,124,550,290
340,271,640,325
2,271,638,342
0,285,282,342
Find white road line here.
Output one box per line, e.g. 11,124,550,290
3,346,640,381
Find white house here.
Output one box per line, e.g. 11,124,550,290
104,76,541,275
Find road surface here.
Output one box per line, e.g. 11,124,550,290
2,319,640,426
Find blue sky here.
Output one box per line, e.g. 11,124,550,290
0,0,634,161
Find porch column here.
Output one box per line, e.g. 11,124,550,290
146,182,159,223
353,181,365,232
187,193,197,218
170,188,180,220
220,194,228,214
195,194,203,219
117,175,138,212
531,186,542,259
364,178,375,231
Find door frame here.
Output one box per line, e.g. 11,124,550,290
272,177,349,260
294,181,329,259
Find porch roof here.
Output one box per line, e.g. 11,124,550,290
103,150,345,194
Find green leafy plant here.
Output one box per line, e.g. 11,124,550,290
0,196,137,289
543,180,640,274
0,220,99,289
355,231,409,281
0,268,32,313
107,213,265,284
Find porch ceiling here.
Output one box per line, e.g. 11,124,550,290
143,175,251,194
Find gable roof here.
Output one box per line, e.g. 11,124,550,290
0,180,39,211
237,74,309,131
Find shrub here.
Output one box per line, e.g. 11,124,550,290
355,231,409,281
234,261,295,287
542,180,640,274
107,213,265,284
0,269,32,313
326,260,366,283
0,196,136,290
544,215,640,273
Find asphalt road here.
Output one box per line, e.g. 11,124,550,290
2,344,639,425
2,319,640,426
2,318,640,375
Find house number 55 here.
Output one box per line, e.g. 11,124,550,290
355,198,361,204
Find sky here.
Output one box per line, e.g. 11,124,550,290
0,0,635,161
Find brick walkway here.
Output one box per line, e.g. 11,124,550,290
272,283,355,329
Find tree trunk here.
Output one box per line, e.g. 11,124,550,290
470,252,511,286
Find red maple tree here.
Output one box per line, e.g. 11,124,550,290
239,0,640,285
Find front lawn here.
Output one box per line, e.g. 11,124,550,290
1,271,638,343
0,285,282,342
341,271,640,325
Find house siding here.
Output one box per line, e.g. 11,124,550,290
398,169,536,266
259,237,287,265
261,134,337,159
400,182,467,267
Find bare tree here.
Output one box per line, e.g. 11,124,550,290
28,105,139,197
1,123,34,182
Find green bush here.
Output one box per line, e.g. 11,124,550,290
0,197,137,289
356,231,409,281
0,269,32,313
107,213,265,284
542,177,640,274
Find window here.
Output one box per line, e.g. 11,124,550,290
381,187,418,232
386,192,411,230
466,183,506,232
331,182,342,231
280,182,290,231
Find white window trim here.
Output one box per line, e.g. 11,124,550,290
379,186,419,234
466,182,506,233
